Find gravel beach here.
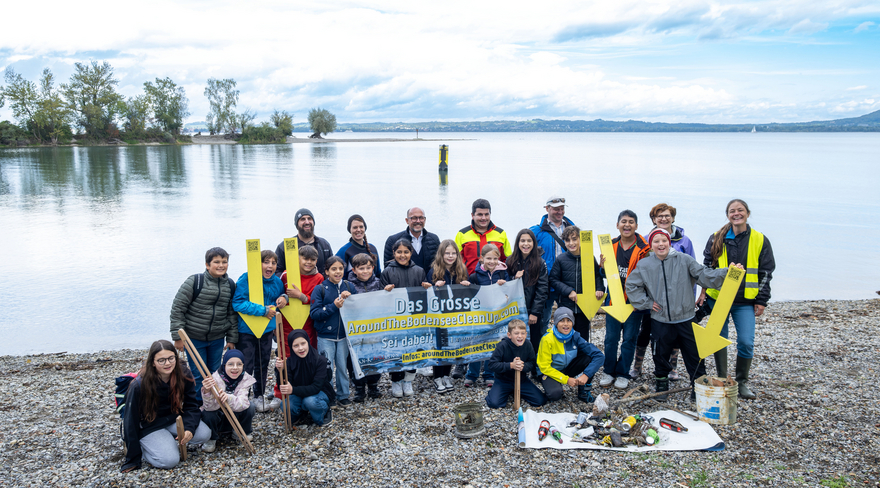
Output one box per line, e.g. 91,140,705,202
2,299,877,487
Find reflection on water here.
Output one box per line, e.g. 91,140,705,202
1,133,878,355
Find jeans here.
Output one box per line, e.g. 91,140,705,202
284,390,330,425
486,377,547,409
709,299,756,359
139,421,212,469
465,361,494,381
186,337,225,402
317,337,350,400
603,312,641,378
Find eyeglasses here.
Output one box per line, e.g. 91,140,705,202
655,214,673,220
408,216,426,221
155,356,176,365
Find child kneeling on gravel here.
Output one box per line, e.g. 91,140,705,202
625,228,742,400
485,319,547,408
275,330,335,426
200,349,256,452
536,307,604,403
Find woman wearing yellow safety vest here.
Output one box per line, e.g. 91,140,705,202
697,199,775,399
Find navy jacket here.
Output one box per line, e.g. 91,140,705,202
275,236,334,277
487,336,537,383
336,238,382,277
549,252,605,314
310,279,358,339
468,264,509,286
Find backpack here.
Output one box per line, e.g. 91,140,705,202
191,273,237,303
114,372,139,418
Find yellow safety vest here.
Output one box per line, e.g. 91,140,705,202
706,229,764,300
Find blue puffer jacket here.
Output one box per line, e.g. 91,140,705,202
529,215,575,293
310,279,358,339
232,272,286,338
468,262,509,285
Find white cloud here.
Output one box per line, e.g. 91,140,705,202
854,21,875,32
787,19,829,35
0,0,878,124
847,85,868,90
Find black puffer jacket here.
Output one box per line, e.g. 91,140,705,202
549,251,605,313
275,236,334,277
380,260,427,288
170,271,238,343
507,253,549,318
383,228,440,270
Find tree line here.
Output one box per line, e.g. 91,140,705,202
0,60,337,147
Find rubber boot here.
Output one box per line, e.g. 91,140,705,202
735,356,757,399
633,346,647,372
654,377,669,401
577,383,594,403
714,351,728,378
353,384,366,403
367,382,381,399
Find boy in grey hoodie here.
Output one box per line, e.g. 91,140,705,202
625,229,742,399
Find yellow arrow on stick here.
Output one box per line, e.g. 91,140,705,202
576,230,605,319
598,234,633,323
280,238,311,330
692,266,745,358
240,239,272,338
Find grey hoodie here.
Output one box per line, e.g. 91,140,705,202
625,250,728,324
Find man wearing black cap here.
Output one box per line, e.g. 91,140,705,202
275,208,334,276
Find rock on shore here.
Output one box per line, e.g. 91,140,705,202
1,299,878,487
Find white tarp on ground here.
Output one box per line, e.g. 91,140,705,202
518,409,724,451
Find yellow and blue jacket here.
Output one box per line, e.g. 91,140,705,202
536,329,604,384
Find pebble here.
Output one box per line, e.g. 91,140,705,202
1,299,878,487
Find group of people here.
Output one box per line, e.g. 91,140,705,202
121,196,774,471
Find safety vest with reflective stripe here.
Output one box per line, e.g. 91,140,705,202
706,229,764,300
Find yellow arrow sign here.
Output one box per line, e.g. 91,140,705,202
598,234,633,323
692,266,745,358
280,238,311,330
240,239,272,338
576,230,605,319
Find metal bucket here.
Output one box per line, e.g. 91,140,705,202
693,375,738,425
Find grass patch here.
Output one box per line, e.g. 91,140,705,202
820,476,849,488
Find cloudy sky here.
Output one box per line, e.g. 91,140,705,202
1,0,878,124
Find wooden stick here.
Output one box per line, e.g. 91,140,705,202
513,370,521,411
609,387,692,406
178,330,256,454
275,316,291,432
176,415,187,461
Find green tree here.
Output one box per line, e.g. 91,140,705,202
35,68,72,144
1,68,41,141
144,77,189,135
122,95,150,139
308,108,336,138
204,78,238,135
270,109,293,136
229,108,256,135
61,61,123,139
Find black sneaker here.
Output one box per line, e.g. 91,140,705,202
452,364,466,379
292,411,311,426
338,398,352,407
367,383,382,399
321,409,333,427
329,399,338,410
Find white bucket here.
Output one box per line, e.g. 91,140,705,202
693,375,738,425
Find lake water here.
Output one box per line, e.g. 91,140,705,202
1,132,878,355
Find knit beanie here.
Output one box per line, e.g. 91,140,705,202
646,228,671,246
295,208,315,227
552,307,576,341
347,214,367,233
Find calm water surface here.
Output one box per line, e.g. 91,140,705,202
1,132,878,355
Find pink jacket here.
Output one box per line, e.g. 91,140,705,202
201,371,256,412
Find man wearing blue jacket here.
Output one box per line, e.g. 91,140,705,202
530,196,576,334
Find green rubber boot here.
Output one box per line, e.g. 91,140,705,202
735,356,757,399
